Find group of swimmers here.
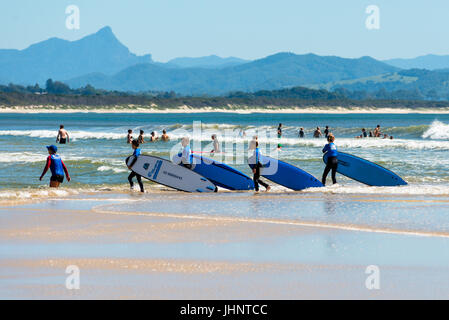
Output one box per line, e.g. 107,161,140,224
356,125,394,139
127,129,170,144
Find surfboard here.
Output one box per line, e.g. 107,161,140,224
177,154,254,190
126,155,217,192
323,152,407,186
248,154,323,190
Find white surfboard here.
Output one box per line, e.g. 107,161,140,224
126,155,216,192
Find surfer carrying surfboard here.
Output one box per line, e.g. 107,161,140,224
251,141,271,192
127,140,144,192
322,134,338,186
180,137,192,169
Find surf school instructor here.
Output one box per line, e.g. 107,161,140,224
322,134,338,186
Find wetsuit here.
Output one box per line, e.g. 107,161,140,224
253,148,269,191
41,154,69,183
181,145,192,169
277,126,282,138
128,148,144,192
324,129,329,138
299,130,304,138
322,143,338,185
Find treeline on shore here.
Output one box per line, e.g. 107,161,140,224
1,79,449,109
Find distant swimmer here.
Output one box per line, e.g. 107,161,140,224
251,141,270,192
390,136,394,140
374,125,382,137
180,137,192,169
127,140,144,193
127,129,134,144
150,131,159,142
299,127,305,138
322,134,338,186
211,134,220,153
383,134,389,139
324,126,330,138
356,128,368,139
276,143,282,151
369,131,373,137
137,130,145,144
39,145,71,188
56,125,69,144
161,129,169,141
313,127,322,138
277,123,283,138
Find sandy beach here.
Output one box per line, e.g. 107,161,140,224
1,191,449,300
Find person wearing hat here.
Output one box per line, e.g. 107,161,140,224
39,145,71,188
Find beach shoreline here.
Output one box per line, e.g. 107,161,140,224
3,105,449,114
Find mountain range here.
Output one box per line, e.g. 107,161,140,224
2,26,449,98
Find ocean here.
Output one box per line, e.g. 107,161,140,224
1,111,449,200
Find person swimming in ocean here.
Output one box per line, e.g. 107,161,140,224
322,134,338,186
313,127,322,138
251,140,271,192
39,145,71,188
161,130,169,141
299,127,305,138
56,125,69,144
324,126,329,138
127,129,133,144
137,130,145,144
374,125,382,137
277,123,282,138
211,134,220,153
127,140,144,192
150,131,159,142
356,128,368,139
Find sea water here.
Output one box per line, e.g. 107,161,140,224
0,112,449,199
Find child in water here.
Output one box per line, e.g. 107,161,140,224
252,141,271,192
127,140,144,192
39,145,71,188
322,134,338,186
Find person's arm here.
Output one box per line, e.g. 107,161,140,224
61,160,71,182
322,144,329,153
40,156,51,180
56,131,60,143
66,132,69,143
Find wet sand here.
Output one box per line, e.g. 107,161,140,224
1,192,449,299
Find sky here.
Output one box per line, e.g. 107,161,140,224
0,0,448,62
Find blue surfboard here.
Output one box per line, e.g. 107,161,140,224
323,152,407,186
248,154,323,190
172,153,254,190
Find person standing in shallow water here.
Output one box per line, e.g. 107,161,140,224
277,123,282,138
251,141,271,192
56,125,69,144
322,134,338,186
127,140,144,193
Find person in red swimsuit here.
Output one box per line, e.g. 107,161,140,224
39,145,71,188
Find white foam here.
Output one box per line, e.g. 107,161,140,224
422,120,449,140
304,184,449,196
97,165,127,173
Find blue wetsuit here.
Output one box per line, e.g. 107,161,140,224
322,143,338,185
128,148,144,192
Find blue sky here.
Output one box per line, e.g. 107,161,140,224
0,0,448,62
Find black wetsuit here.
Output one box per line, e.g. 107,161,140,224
253,148,269,191
322,156,338,185
128,149,144,192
